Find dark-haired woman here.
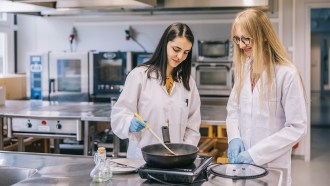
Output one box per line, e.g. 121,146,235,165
111,23,201,159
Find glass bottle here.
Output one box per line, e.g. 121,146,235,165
90,147,112,182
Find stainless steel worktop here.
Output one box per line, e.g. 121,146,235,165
0,151,286,186
0,100,112,155
0,100,226,123
1,100,110,119
0,100,227,155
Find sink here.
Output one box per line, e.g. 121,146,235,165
0,166,37,186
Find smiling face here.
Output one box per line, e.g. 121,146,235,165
166,36,192,75
234,25,253,57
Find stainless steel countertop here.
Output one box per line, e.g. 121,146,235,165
0,101,39,116
0,151,286,186
1,100,110,120
0,100,227,124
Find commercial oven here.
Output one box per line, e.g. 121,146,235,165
89,51,151,102
194,61,233,96
193,39,234,96
27,52,90,102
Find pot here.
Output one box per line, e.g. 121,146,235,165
141,143,199,168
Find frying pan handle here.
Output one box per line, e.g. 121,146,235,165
161,126,171,143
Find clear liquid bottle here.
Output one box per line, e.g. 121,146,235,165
90,147,112,182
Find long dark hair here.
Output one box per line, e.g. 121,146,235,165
140,23,194,91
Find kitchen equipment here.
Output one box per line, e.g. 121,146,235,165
194,62,233,96
28,54,46,100
141,143,199,168
4,0,274,16
89,51,131,102
138,156,213,184
134,113,177,155
131,52,152,67
209,163,268,180
6,101,110,155
198,40,233,62
161,126,170,143
27,52,90,102
48,52,90,101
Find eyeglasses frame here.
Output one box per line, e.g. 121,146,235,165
232,36,253,45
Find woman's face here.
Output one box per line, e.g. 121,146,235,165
166,36,192,70
234,26,253,57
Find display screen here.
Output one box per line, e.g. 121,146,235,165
33,73,41,79
33,81,41,88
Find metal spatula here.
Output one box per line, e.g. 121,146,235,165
134,113,177,155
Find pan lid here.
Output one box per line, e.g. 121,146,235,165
209,163,268,180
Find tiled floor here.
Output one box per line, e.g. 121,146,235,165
292,128,330,186
291,93,330,186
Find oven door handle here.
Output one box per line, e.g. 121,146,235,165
196,64,230,71
49,78,55,93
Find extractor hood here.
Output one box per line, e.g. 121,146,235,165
0,0,275,16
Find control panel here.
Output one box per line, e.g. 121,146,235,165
12,118,79,134
29,55,43,100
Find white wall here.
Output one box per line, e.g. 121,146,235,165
16,13,279,73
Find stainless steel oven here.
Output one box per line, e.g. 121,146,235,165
197,40,233,62
27,52,90,102
194,62,233,96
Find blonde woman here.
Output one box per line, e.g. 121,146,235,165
226,8,307,185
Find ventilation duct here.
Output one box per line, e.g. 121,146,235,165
0,0,275,16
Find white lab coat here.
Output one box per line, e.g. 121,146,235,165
111,66,201,159
226,60,307,185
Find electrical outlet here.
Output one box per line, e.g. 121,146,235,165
125,26,132,40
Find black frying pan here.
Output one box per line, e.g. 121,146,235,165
141,143,199,168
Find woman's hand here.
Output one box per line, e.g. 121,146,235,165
235,151,253,164
228,138,245,163
129,117,146,132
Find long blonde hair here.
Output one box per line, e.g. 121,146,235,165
231,8,293,102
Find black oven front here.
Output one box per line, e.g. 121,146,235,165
90,51,128,98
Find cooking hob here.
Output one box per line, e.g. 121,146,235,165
138,156,213,184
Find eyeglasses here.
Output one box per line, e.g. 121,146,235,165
232,36,253,45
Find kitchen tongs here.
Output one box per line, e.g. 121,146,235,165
134,113,177,156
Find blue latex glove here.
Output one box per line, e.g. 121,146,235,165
129,117,146,132
228,138,245,163
235,151,253,164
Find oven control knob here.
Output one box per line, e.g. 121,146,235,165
56,124,62,129
27,122,32,128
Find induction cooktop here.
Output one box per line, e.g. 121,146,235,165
138,156,213,184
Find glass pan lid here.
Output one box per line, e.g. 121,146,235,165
209,163,268,180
